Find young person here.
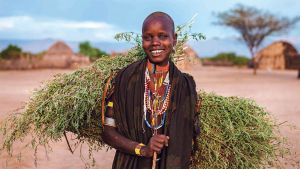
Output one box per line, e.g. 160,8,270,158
102,11,198,169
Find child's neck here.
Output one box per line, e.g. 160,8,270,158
147,59,169,73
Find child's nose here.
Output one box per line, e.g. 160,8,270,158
151,36,161,46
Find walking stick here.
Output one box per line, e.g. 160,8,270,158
152,121,158,169
152,152,157,169
149,70,170,169
151,75,160,169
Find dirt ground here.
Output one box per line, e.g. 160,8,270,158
0,66,299,169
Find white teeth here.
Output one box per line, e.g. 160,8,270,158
151,50,163,55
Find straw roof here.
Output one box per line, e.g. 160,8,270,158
42,41,90,68
46,41,74,55
256,41,300,70
176,45,201,70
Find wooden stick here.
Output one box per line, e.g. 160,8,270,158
152,72,163,169
152,129,158,169
101,72,115,125
152,152,157,169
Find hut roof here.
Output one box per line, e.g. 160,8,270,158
46,41,74,55
256,41,300,70
256,41,298,58
184,45,199,58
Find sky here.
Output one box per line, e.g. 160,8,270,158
0,0,300,56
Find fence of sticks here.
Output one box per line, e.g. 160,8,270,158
0,22,299,169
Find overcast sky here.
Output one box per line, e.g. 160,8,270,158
0,0,299,43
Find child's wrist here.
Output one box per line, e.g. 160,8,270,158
134,143,145,156
141,145,152,157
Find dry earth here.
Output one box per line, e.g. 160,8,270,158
0,66,299,169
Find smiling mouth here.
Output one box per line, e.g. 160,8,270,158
151,50,164,56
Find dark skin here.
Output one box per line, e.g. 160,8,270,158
102,112,169,157
142,15,177,67
102,13,177,158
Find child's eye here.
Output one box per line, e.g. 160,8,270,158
142,35,152,41
159,34,168,40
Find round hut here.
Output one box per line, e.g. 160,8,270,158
42,41,74,68
255,41,300,70
176,45,202,70
42,41,90,68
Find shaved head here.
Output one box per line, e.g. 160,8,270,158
142,11,177,66
142,11,175,33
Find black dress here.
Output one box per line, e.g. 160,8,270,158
111,58,197,169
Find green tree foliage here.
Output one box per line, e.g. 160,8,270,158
207,52,250,66
0,44,22,59
215,4,300,74
79,41,107,61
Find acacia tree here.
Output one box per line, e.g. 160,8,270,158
216,5,299,74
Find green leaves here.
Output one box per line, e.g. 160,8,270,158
0,44,22,59
191,92,298,169
79,41,108,61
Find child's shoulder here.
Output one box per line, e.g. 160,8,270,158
113,58,145,82
119,59,144,74
179,72,196,89
182,72,194,80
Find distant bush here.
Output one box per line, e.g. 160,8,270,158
204,52,250,66
79,41,108,61
35,51,47,58
0,44,22,59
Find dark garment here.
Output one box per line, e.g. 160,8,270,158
111,58,197,169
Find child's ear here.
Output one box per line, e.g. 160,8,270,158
173,33,178,46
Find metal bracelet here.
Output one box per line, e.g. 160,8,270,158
104,117,116,127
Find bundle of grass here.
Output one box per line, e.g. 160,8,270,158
191,92,298,169
0,50,142,157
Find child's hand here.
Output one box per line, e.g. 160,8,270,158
142,135,169,157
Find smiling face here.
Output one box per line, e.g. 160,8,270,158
142,15,177,66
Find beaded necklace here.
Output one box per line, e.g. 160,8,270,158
143,64,171,130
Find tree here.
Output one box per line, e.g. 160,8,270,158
216,5,300,74
0,44,22,59
79,41,107,61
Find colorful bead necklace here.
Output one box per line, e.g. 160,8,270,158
143,65,171,130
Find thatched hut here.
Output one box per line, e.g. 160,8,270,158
42,41,90,68
176,45,201,70
255,41,300,70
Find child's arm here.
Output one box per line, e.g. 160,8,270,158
102,104,169,157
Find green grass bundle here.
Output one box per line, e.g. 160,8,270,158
191,92,297,169
0,49,142,155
